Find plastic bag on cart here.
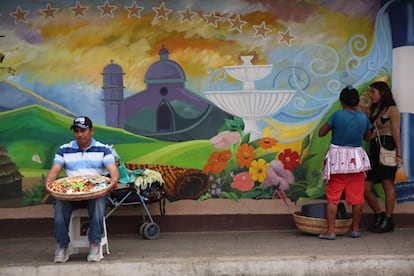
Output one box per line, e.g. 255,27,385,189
134,170,166,215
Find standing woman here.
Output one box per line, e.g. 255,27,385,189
318,86,371,240
365,81,403,233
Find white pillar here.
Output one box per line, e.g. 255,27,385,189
392,46,414,114
392,46,414,180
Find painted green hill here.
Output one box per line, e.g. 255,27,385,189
0,105,169,170
0,105,214,173
0,105,157,144
128,139,215,168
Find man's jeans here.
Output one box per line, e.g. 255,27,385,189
54,197,106,247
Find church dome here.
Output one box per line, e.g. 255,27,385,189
145,46,186,84
102,60,124,75
102,60,124,88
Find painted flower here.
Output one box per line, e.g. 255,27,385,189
218,149,232,162
258,137,278,150
278,148,300,171
231,172,254,192
248,159,268,183
202,131,315,203
203,150,232,174
210,183,222,197
236,143,257,168
263,160,295,191
209,131,241,149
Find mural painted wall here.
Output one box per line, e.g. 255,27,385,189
1,0,413,210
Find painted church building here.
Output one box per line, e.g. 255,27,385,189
102,46,232,141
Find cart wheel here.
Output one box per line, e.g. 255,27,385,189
139,222,148,236
143,222,160,240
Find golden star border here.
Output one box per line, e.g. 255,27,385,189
279,29,296,46
40,4,58,20
7,4,296,43
97,0,117,18
227,14,247,33
10,6,30,24
70,1,88,18
125,1,144,19
203,11,222,28
152,2,173,21
253,21,272,39
178,7,197,23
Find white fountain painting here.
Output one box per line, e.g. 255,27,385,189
205,55,295,141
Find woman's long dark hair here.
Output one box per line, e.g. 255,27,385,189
369,81,396,123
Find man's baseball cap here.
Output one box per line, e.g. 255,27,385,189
70,116,93,130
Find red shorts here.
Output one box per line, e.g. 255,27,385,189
325,172,365,205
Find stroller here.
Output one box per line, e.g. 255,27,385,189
104,149,166,240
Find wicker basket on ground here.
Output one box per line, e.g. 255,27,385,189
292,211,353,235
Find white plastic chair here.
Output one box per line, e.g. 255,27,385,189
68,209,109,258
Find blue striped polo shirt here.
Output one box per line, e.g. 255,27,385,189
53,138,115,177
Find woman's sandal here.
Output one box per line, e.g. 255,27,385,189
318,233,336,240
349,231,362,238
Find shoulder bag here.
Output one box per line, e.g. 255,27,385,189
375,123,397,167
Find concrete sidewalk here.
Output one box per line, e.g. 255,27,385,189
1,229,414,276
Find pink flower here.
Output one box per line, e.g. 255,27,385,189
209,131,241,149
263,160,295,191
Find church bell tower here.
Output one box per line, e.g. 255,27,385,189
102,60,125,128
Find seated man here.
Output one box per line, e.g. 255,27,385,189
45,116,119,263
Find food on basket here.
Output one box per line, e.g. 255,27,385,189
46,175,112,201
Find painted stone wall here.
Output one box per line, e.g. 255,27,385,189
0,0,413,219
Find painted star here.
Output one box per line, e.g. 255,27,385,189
125,1,144,18
178,7,197,23
40,4,58,20
253,21,272,39
203,11,222,28
97,0,117,18
152,2,172,21
70,1,88,18
10,6,29,24
279,29,296,46
227,14,247,33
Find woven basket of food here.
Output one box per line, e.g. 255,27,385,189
292,211,353,235
46,175,113,201
125,163,209,202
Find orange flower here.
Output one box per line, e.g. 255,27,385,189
231,172,254,192
258,137,278,149
235,143,257,168
203,150,232,174
218,149,232,162
278,148,300,171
